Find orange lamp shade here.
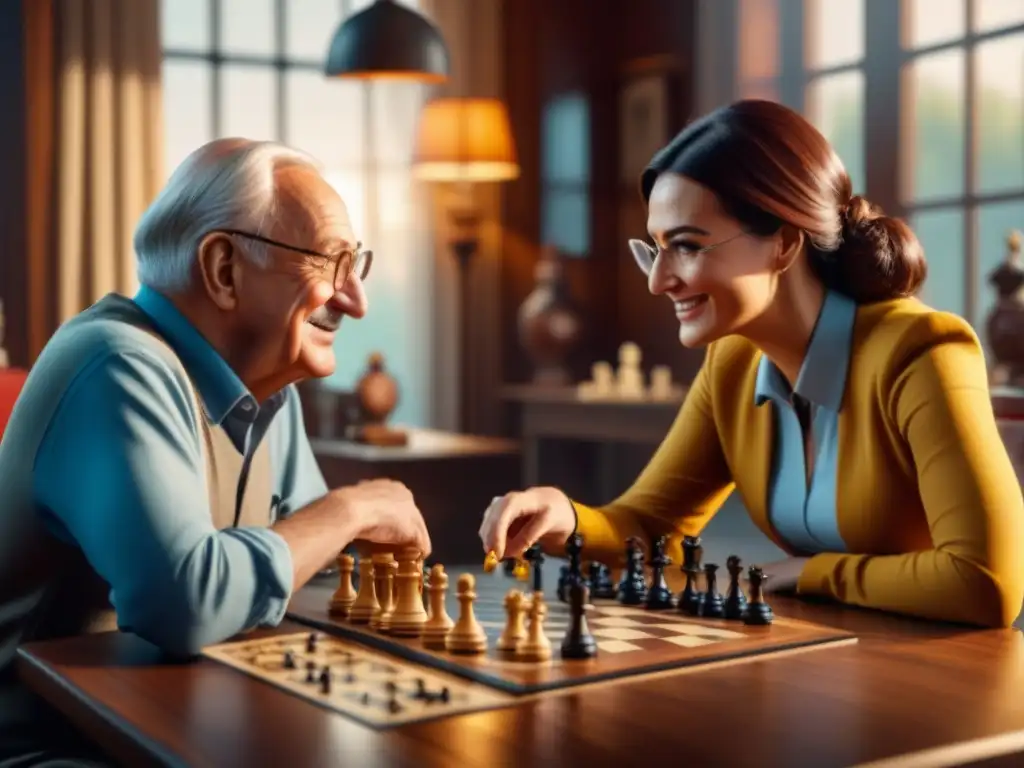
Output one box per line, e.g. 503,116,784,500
412,97,520,183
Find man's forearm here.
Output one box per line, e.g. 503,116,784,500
272,494,360,590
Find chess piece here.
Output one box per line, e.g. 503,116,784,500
422,564,455,650
561,578,597,659
348,558,379,623
484,550,500,573
648,365,682,401
577,361,615,401
496,589,529,657
615,342,645,399
446,573,488,654
588,562,616,599
328,553,357,617
515,592,552,662
524,544,546,592
617,537,648,605
512,558,530,581
306,632,318,653
742,566,775,625
700,563,725,618
387,548,428,637
370,554,395,631
723,555,748,620
557,564,571,602
564,533,585,594
319,666,332,694
677,535,705,616
645,535,674,610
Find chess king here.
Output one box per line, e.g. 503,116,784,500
0,139,433,763
480,99,1024,629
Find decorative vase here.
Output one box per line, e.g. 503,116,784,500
517,247,583,386
986,230,1024,388
347,352,408,446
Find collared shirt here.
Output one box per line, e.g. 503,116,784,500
31,286,328,653
754,290,856,554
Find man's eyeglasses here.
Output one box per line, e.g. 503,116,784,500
220,229,373,290
627,231,746,275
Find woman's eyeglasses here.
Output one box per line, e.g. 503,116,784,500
627,231,747,275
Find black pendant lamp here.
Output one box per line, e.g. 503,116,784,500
325,0,450,83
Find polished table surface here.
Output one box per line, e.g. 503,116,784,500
15,569,1024,768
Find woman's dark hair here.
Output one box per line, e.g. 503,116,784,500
641,99,926,303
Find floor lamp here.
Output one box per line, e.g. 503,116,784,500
412,97,520,432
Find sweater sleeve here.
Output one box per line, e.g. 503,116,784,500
572,345,735,558
797,314,1024,627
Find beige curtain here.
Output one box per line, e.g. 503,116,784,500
26,0,164,355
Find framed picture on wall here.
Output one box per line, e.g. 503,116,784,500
619,72,670,186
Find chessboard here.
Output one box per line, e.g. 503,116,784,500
202,631,516,728
285,565,856,697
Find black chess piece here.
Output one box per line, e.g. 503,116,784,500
385,679,403,713
524,544,546,593
305,660,317,683
676,535,705,615
723,555,748,620
561,577,598,659
503,558,517,577
319,666,332,694
644,535,674,610
741,565,774,625
565,533,585,581
557,564,571,602
700,563,725,618
305,632,318,654
617,537,648,605
588,561,616,599
283,650,296,669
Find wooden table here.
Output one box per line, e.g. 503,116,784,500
15,569,1024,768
311,429,520,565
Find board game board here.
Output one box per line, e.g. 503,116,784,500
284,576,857,696
202,631,515,728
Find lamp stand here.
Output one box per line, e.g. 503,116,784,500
447,206,481,434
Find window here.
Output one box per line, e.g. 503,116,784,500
160,0,432,426
541,93,591,257
902,0,1024,323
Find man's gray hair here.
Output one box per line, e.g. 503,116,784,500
134,138,322,292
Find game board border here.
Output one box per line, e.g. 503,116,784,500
286,603,857,695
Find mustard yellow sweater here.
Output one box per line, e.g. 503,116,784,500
573,299,1024,628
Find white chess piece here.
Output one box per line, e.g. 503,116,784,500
577,361,615,401
648,365,683,401
615,342,645,400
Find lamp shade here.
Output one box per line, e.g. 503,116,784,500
412,98,520,183
325,0,450,83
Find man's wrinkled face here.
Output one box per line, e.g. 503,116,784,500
232,165,368,389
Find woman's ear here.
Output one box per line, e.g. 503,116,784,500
774,225,805,274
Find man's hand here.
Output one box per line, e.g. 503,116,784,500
755,557,810,593
336,479,432,559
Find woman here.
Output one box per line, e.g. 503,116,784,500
479,99,1024,628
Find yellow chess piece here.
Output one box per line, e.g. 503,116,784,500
483,550,499,573
512,559,529,581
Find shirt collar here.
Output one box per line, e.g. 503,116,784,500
133,285,257,425
754,290,857,411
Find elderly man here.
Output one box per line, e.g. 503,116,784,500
0,138,431,764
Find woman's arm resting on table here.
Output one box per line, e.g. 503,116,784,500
797,315,1024,628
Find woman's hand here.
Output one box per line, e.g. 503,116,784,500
478,487,577,560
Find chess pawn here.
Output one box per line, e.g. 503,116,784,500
742,566,775,625
615,342,645,399
445,573,488,654
422,564,455,650
388,548,429,637
496,589,529,657
515,591,552,662
700,563,725,618
348,558,379,623
328,553,357,617
370,554,395,631
723,555,748,620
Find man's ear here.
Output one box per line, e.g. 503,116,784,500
775,225,805,274
195,233,239,311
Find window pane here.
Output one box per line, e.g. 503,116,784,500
978,201,1024,328
903,49,966,203
219,65,277,140
976,34,1024,193
738,0,779,80
975,0,1024,33
161,0,211,50
542,188,590,257
913,207,965,316
805,0,864,69
218,0,276,57
285,0,341,61
284,71,366,167
162,61,213,176
805,71,865,193
542,94,589,184
370,82,424,166
903,0,965,48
